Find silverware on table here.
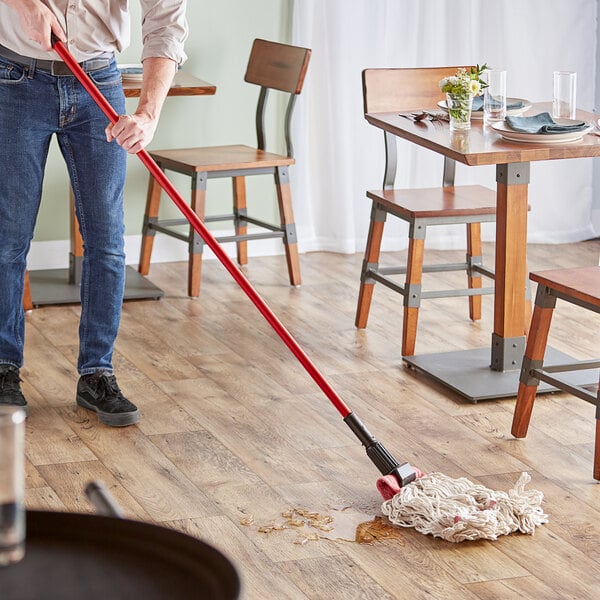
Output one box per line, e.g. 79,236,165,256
399,110,449,122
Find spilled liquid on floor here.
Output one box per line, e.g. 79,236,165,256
243,506,403,545
321,509,403,544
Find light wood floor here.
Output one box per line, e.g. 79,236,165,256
22,240,600,599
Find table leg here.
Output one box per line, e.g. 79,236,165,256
69,187,84,285
490,162,530,371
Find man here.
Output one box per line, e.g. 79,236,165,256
0,1,187,426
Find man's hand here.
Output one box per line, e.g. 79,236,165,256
105,57,176,154
3,0,66,50
106,113,159,155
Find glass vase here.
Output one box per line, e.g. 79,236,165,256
446,92,473,131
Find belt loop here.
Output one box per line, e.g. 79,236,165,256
27,58,36,79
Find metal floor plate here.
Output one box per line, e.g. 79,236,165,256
28,266,164,307
403,346,599,403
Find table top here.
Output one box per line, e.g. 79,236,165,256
0,510,240,600
123,70,217,98
365,102,600,166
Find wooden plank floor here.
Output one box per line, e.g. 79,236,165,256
22,240,600,599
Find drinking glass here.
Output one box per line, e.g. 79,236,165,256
0,407,26,566
553,71,577,119
483,69,507,125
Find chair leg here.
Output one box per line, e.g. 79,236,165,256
355,204,385,329
466,222,482,321
275,166,301,286
232,176,248,266
594,375,600,481
188,173,207,298
595,416,600,481
23,270,33,312
139,171,163,276
402,231,425,357
511,287,556,438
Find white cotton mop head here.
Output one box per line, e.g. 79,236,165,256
381,471,549,543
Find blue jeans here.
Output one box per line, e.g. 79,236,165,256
0,56,127,375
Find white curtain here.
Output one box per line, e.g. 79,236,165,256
290,0,598,254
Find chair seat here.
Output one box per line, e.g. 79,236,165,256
366,185,497,219
530,266,600,307
149,144,295,174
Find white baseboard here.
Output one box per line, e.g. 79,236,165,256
592,208,600,239
27,222,600,271
27,232,286,271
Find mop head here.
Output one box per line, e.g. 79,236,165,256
380,471,549,543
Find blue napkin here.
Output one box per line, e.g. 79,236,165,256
505,112,588,134
471,96,525,112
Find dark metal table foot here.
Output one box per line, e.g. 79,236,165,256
27,265,164,307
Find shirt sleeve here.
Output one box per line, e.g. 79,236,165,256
139,0,188,65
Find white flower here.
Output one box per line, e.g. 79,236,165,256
439,65,488,97
469,80,481,96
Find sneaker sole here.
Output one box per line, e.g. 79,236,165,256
76,395,140,427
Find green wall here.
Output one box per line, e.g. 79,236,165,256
34,0,293,243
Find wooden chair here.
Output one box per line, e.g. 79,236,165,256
356,67,497,356
138,39,311,297
511,266,600,480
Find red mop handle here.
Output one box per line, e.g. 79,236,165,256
52,39,352,419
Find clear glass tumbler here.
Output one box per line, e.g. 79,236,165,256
483,69,507,125
553,71,577,119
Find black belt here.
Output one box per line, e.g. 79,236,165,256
0,43,112,76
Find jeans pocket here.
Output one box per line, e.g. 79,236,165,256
0,60,25,85
88,63,122,89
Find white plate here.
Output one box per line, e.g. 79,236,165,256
437,97,532,120
490,119,592,144
118,63,143,81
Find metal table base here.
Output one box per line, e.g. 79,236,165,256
27,266,163,308
403,346,599,403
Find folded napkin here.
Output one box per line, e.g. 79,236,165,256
505,112,588,134
471,96,525,112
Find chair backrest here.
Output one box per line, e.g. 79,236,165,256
362,66,465,114
244,39,311,157
362,67,470,189
245,39,311,94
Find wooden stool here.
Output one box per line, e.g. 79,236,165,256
138,39,311,297
511,266,600,480
356,67,498,356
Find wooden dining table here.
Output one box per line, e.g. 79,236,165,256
24,70,216,310
365,102,600,401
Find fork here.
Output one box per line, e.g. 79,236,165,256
400,110,449,122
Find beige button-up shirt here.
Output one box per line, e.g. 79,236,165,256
0,0,188,64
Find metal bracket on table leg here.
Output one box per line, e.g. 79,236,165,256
490,333,526,372
496,162,531,185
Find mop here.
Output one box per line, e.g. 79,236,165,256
51,38,548,542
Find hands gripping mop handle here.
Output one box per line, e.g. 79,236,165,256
51,37,417,488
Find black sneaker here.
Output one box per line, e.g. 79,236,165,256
76,371,139,427
0,365,28,415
